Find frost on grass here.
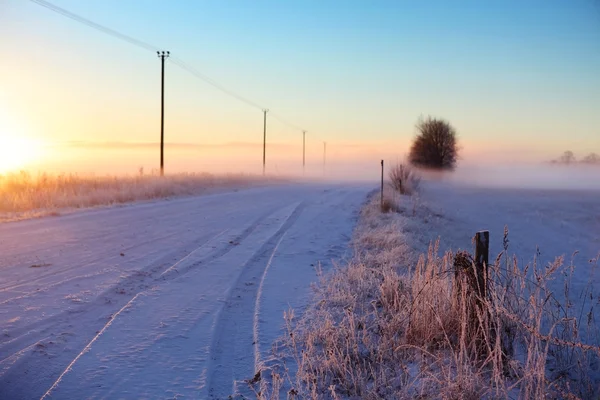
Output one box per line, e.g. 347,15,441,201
259,185,600,399
0,171,281,222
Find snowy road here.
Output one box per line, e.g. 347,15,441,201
0,184,368,399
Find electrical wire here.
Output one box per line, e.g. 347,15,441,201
28,0,313,138
29,0,160,53
170,57,265,111
269,111,305,132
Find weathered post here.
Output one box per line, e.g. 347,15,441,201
380,160,384,211
453,230,490,358
474,230,489,298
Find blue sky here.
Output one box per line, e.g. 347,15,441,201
1,0,599,171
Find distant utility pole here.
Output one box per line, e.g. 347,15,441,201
158,50,170,176
262,109,269,175
323,141,327,174
302,130,306,172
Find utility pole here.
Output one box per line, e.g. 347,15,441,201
323,141,327,175
262,109,268,175
302,130,306,172
157,50,169,176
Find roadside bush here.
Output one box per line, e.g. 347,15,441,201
389,163,420,195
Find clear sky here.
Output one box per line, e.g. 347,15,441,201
1,0,599,175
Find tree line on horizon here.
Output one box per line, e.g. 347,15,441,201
406,117,598,171
550,150,600,165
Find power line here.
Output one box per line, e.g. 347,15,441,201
170,57,265,111
29,0,307,128
269,111,304,132
28,0,322,171
29,0,267,112
29,0,160,53
29,0,271,114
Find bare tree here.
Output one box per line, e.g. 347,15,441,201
409,116,458,170
582,153,600,164
559,151,576,164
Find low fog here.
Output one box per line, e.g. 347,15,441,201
441,163,600,191
20,145,599,192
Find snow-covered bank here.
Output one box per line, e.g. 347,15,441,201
0,184,369,399
278,179,599,399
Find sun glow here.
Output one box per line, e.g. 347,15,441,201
0,111,44,174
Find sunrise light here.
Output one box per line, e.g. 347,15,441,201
0,111,44,174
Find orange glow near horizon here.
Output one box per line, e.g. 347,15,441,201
0,111,45,174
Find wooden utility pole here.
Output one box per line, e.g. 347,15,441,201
262,109,268,175
302,130,306,172
157,50,169,176
323,142,327,174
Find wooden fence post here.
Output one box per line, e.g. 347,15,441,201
380,160,384,211
474,230,489,298
453,230,490,358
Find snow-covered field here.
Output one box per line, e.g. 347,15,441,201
0,184,368,399
412,181,600,296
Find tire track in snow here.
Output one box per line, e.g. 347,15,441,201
206,201,305,399
0,268,111,306
40,292,144,400
159,229,230,278
0,208,269,308
0,202,295,399
0,230,184,293
0,186,367,399
0,229,232,386
253,231,287,372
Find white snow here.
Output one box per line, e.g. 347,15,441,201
409,180,600,326
412,181,599,268
0,184,368,399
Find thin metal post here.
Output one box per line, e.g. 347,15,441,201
380,160,384,211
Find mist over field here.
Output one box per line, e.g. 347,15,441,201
446,163,600,191
22,142,600,192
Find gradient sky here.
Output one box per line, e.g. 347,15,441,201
1,0,599,174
